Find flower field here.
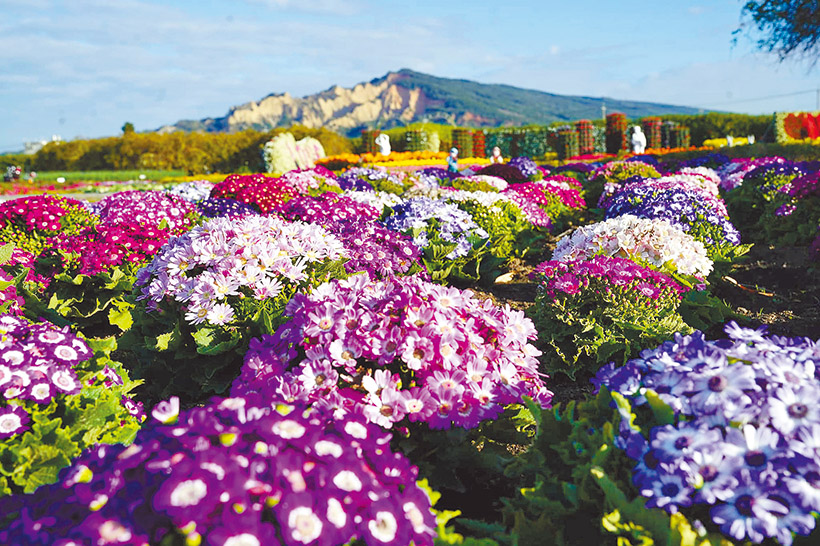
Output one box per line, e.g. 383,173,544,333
0,151,817,545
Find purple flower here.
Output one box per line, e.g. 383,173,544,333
651,423,721,463
151,397,180,424
766,385,820,435
640,471,693,513
0,396,437,546
710,478,787,543
0,405,29,438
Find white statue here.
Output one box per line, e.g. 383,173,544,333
631,126,646,154
375,134,391,156
726,135,734,147
747,134,755,145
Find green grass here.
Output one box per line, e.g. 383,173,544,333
25,170,185,183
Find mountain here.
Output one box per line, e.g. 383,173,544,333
157,69,703,137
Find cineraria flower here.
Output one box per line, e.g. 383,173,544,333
598,323,820,545
552,215,713,278
501,180,584,230
38,221,173,277
279,192,380,225
0,270,24,315
532,256,687,300
382,197,489,260
136,215,348,328
0,195,99,256
324,218,423,279
0,404,29,438
277,166,340,194
530,255,691,377
0,313,142,494
590,160,662,202
604,184,740,248
507,156,541,180
232,274,553,431
196,197,259,218
342,189,404,214
0,395,437,546
89,190,200,235
449,175,508,192
166,180,214,202
337,167,404,192
718,157,786,191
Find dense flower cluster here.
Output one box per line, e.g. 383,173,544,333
742,161,809,192
325,219,422,279
42,221,172,277
532,255,687,300
598,323,820,545
553,215,713,278
382,197,489,259
602,173,725,213
210,173,271,200
604,185,740,248
717,157,785,191
0,395,437,546
337,168,403,192
448,175,508,192
675,167,722,195
278,166,340,194
442,189,514,209
232,274,553,429
0,315,92,437
89,190,200,235
197,197,259,219
0,313,143,493
501,180,584,230
279,192,380,225
0,195,98,254
235,179,299,214
166,180,214,202
508,156,541,180
590,160,662,204
538,177,586,208
414,167,460,182
497,189,552,228
342,190,404,213
136,215,348,327
784,172,820,200
440,190,532,258
592,160,662,183
1,195,93,234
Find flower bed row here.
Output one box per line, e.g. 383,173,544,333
0,151,815,545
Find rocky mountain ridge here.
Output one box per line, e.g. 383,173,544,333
158,69,702,137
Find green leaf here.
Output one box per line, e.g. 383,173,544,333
0,242,15,265
108,305,133,331
644,390,675,427
153,330,176,351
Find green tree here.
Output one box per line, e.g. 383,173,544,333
122,122,135,134
741,1,820,61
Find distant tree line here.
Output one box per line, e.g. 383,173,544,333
3,126,353,175
0,113,782,174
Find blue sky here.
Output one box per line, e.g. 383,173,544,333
2,0,820,152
